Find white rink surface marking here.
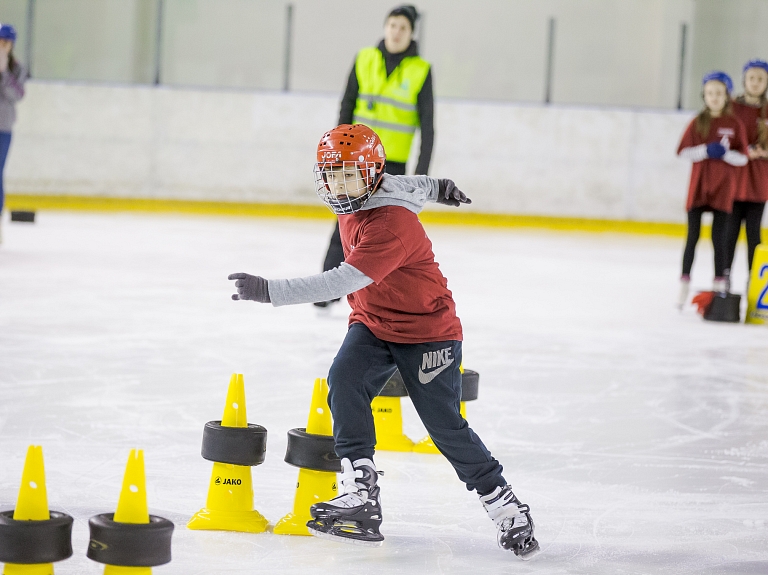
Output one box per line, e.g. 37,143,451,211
1,212,767,574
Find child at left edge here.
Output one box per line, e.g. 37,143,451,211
227,123,540,559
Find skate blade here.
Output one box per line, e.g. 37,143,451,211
307,525,384,548
517,540,541,561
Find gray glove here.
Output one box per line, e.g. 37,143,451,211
437,179,472,206
228,273,271,303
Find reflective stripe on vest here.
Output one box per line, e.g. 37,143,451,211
352,46,430,163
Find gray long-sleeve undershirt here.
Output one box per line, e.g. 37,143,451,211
268,262,373,306
267,174,440,307
679,144,748,166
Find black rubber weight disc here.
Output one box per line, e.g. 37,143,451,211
201,421,267,466
10,211,35,223
378,370,408,397
0,510,73,564
87,513,174,567
704,293,741,323
284,428,341,472
461,370,480,402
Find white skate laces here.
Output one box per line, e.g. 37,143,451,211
307,456,384,545
332,458,378,509
480,485,529,528
480,485,540,559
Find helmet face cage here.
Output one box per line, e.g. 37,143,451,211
314,160,380,215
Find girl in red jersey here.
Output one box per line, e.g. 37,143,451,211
227,124,540,559
726,59,768,281
677,71,748,307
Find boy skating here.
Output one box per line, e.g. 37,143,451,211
228,124,539,559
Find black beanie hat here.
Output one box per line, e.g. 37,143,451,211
387,5,419,30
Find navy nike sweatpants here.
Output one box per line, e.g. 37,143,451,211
327,322,505,495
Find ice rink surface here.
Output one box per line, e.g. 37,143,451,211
1,211,767,575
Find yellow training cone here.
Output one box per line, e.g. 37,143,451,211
86,450,173,572
306,378,332,436
746,244,768,325
3,446,54,575
103,450,151,575
13,446,49,522
114,450,149,524
371,371,415,452
371,396,415,451
274,378,339,536
187,374,269,533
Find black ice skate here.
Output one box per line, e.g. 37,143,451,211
480,485,540,560
306,457,384,546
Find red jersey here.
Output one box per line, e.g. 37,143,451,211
677,114,748,212
731,100,768,202
339,205,463,344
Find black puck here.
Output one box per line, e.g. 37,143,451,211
10,211,35,223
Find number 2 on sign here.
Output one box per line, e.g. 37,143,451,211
758,264,768,310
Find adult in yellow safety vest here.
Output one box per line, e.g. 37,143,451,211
316,5,434,307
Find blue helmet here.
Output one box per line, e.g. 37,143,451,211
702,70,733,93
743,59,768,75
0,24,16,42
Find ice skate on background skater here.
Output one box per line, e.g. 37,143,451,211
229,123,539,559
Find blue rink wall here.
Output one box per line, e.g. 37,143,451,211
3,80,716,226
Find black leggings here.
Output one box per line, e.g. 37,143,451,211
725,201,766,273
682,206,729,277
321,161,407,272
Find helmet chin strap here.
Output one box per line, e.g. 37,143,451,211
327,191,372,215
371,170,384,192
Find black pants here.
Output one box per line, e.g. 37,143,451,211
327,323,506,495
725,201,766,273
321,161,407,272
682,206,729,277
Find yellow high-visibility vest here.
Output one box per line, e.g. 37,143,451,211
352,47,430,163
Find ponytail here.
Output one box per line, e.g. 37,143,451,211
695,108,712,139
7,49,18,74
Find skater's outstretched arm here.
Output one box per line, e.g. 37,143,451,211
228,262,373,306
365,175,471,213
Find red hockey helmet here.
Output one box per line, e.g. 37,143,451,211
314,124,386,214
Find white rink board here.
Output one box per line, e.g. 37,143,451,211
6,82,698,223
1,212,767,575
